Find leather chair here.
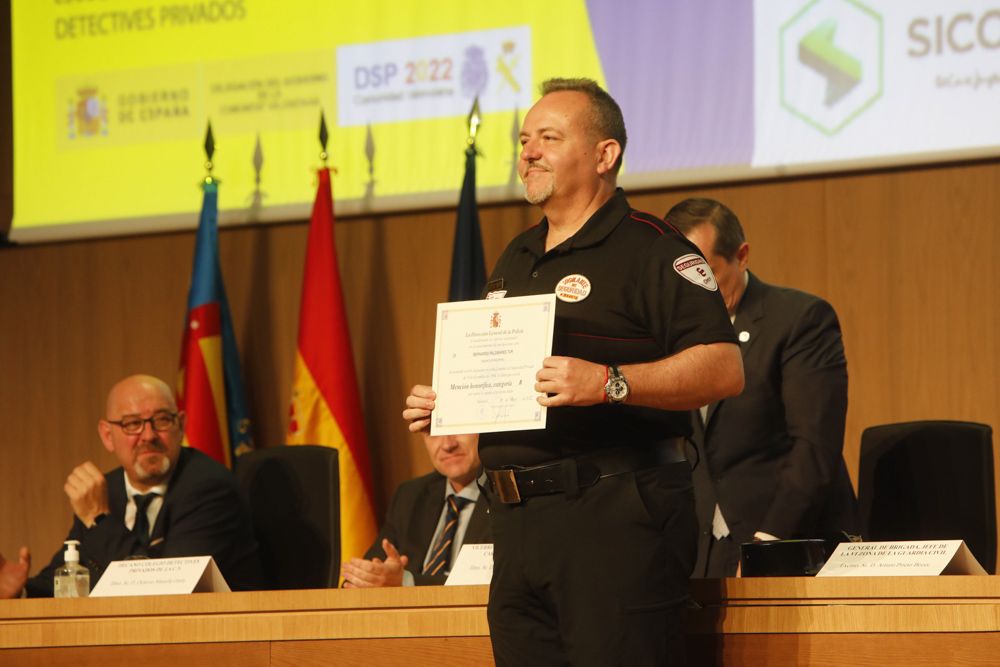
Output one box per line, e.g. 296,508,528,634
235,445,341,589
857,421,995,573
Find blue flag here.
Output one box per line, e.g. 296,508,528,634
448,146,486,301
177,179,254,467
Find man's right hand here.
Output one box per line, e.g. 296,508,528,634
0,547,30,599
402,385,436,433
64,461,110,528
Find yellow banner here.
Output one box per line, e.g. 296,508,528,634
13,0,604,233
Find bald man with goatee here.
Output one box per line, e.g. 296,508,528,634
0,374,261,597
404,79,742,666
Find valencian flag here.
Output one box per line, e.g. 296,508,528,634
287,164,377,564
449,99,486,301
177,144,254,468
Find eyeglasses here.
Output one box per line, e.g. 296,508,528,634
106,412,179,435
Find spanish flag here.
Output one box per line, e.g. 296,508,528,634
177,179,254,467
287,168,376,564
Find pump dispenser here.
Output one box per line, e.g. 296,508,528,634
54,539,90,598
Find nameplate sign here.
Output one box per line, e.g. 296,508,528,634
817,540,987,577
90,556,231,597
445,543,494,586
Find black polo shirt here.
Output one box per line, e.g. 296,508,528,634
478,189,737,468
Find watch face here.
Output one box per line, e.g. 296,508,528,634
608,378,628,401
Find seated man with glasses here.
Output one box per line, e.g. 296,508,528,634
0,374,262,597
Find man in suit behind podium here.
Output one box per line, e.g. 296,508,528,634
665,198,859,577
0,373,261,597
341,433,490,587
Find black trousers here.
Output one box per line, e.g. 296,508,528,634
485,462,697,667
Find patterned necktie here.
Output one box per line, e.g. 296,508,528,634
132,492,158,548
423,495,472,576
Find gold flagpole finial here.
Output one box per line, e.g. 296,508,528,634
203,121,215,184
466,97,481,147
319,111,329,165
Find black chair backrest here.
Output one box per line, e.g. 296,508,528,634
857,421,995,573
234,445,340,589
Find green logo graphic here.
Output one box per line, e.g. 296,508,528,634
799,19,862,106
780,0,883,135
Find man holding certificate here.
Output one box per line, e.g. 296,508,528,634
404,78,743,667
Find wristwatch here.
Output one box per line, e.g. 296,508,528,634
604,364,629,404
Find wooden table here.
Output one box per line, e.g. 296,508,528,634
687,576,1000,665
3,577,1000,665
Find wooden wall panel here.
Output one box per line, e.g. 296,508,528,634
1,158,998,574
686,633,1000,667
270,638,495,667
1,643,270,667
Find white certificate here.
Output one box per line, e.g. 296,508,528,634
431,293,556,435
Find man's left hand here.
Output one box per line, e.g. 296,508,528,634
341,539,409,588
535,356,607,407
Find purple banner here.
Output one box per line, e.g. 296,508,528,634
586,0,755,172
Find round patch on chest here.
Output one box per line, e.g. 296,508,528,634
555,274,592,303
673,254,718,291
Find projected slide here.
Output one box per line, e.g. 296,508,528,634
753,0,1000,166
10,0,1000,241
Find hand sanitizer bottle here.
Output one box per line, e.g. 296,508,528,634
54,540,90,598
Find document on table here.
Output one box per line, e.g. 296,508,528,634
430,294,556,435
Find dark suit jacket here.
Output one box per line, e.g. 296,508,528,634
26,447,263,596
690,272,859,576
365,471,492,586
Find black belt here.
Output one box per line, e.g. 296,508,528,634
485,437,686,504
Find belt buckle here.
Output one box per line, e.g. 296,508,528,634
492,469,522,504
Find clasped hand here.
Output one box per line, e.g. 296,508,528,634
341,539,409,588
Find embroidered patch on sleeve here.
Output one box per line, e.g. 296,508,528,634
673,254,719,291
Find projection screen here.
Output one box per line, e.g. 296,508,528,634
10,0,1000,242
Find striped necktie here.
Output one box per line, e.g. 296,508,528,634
423,495,471,576
132,492,158,548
